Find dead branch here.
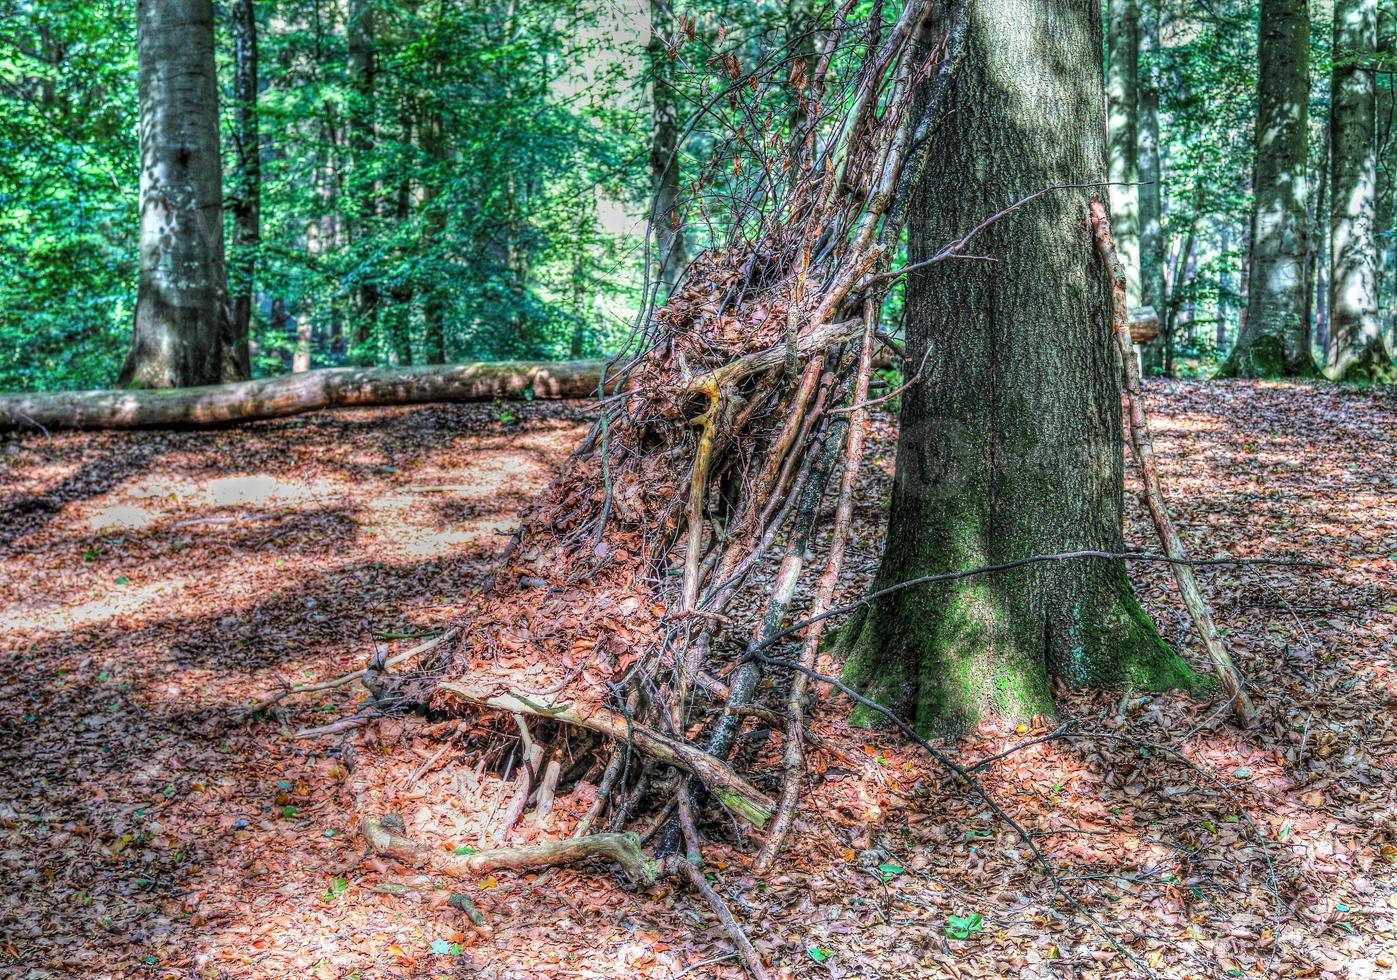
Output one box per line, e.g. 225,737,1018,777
0,360,617,432
361,814,658,885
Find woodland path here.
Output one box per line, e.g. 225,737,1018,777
0,384,1393,979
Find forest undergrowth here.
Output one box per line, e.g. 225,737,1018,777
0,384,1393,979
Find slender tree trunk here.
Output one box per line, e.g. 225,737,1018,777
1218,223,1235,350
1221,0,1317,377
648,0,687,294
1329,0,1396,379
1164,219,1197,377
1305,122,1331,357
1106,0,1141,305
387,107,414,367
1377,2,1395,347
348,0,379,360
120,0,237,389
1138,0,1168,375
838,0,1198,739
229,0,259,381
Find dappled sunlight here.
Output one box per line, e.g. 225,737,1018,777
1,389,1393,977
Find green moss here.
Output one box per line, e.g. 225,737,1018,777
1054,566,1207,693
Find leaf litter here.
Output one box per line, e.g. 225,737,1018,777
0,381,1392,978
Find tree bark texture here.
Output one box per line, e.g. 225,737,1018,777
1329,0,1396,380
120,0,239,389
838,0,1198,739
648,0,688,294
230,0,259,381
1222,0,1316,377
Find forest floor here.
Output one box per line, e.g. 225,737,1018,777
0,381,1394,980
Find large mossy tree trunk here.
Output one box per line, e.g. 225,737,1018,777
1329,0,1397,381
838,0,1200,740
120,0,240,389
1220,0,1317,378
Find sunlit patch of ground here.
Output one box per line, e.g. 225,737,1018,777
0,383,1393,978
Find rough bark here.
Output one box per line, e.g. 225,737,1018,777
120,0,239,389
1329,0,1397,380
0,360,616,432
229,0,259,381
838,0,1199,739
648,0,688,294
1138,0,1169,375
1220,0,1317,378
1106,0,1141,304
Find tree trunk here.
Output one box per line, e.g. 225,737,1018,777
229,0,259,381
1138,0,1168,375
120,0,237,389
838,0,1199,739
1218,223,1235,350
1220,0,1316,377
1106,0,1141,305
1329,0,1396,380
648,0,687,294
1305,121,1331,357
1376,2,1396,349
348,0,379,359
0,360,617,432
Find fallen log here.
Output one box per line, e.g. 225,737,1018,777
0,358,614,432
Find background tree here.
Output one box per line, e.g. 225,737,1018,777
837,0,1198,737
1139,0,1169,374
229,0,259,379
120,0,242,388
1329,0,1396,379
1106,0,1140,305
1221,0,1317,377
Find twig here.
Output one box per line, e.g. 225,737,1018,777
744,550,1331,663
242,627,459,716
671,859,771,980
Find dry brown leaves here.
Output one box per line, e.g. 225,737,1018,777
0,381,1393,978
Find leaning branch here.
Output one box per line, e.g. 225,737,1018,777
1091,198,1258,727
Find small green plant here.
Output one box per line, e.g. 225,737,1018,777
323,876,347,902
945,912,984,940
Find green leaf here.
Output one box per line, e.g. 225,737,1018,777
114,576,129,585
807,945,830,963
877,861,904,881
431,938,461,956
323,876,347,902
452,845,479,855
946,912,985,940
282,805,299,818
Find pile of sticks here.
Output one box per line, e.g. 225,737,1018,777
376,4,959,970
252,2,1266,973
